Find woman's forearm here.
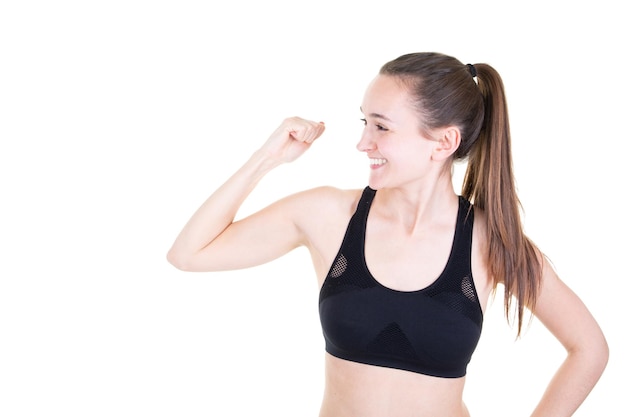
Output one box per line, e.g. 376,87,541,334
530,338,609,417
166,149,278,269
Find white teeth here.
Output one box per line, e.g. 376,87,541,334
369,158,387,165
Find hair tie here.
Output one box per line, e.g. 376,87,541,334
466,63,477,78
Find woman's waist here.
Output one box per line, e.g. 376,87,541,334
321,353,468,417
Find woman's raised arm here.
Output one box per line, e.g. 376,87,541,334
166,117,325,272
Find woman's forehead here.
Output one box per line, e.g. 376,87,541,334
361,75,415,118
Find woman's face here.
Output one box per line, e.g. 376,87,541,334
357,74,439,190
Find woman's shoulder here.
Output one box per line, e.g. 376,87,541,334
285,186,364,220
468,202,488,254
287,185,363,206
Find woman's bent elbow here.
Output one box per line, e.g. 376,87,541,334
166,247,196,271
598,335,610,373
581,329,610,382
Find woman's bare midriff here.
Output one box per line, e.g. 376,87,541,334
319,354,470,417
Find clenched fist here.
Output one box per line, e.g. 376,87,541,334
258,117,325,164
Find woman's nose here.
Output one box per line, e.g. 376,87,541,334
356,131,375,153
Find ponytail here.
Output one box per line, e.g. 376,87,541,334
462,64,542,336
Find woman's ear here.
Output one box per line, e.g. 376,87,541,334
431,126,461,161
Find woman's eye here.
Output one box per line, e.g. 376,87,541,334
360,118,388,131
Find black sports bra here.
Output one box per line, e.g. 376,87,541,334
319,187,483,378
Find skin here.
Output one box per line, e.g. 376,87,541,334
167,74,608,417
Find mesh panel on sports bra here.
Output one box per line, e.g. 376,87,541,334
366,322,418,358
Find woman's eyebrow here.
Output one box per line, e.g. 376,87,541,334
360,107,392,121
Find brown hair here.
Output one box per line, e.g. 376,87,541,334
380,52,542,335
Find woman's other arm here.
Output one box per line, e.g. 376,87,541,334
529,255,609,417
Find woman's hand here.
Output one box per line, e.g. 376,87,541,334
258,117,325,164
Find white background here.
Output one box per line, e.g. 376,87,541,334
1,1,623,416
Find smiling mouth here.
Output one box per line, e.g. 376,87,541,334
369,158,387,167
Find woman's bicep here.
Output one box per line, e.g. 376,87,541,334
173,196,305,272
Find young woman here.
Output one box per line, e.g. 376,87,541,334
167,52,608,417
